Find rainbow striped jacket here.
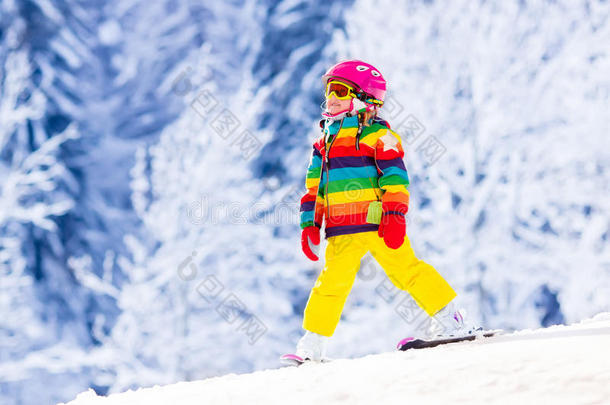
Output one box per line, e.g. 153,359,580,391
299,115,410,238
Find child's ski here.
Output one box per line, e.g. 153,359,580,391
279,353,332,367
279,353,305,367
397,330,502,351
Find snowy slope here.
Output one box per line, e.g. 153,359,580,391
61,313,610,405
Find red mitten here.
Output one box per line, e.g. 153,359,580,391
377,212,406,249
301,226,321,261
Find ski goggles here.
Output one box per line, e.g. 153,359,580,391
325,80,384,106
325,80,356,100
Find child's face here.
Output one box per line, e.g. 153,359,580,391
326,93,352,115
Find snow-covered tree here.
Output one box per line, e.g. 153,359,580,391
1,0,224,402
0,16,87,400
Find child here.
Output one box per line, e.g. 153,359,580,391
294,60,477,362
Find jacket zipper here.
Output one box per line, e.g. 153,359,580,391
323,117,344,220
356,119,382,202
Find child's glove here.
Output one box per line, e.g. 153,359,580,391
377,212,406,249
301,226,321,261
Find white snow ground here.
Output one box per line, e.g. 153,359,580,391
61,313,610,405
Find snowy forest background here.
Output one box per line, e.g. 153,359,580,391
1,0,608,404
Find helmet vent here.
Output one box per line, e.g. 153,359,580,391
356,65,369,71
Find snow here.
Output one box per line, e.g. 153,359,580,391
61,313,610,405
98,20,123,46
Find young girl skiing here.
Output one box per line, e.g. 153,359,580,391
290,60,478,363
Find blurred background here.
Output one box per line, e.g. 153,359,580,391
1,0,608,403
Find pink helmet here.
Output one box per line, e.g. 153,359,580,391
321,60,387,103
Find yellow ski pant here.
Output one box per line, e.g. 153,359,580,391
302,231,457,337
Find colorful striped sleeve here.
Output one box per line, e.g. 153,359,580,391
299,140,325,229
375,128,410,215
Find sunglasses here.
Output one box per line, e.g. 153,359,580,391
325,80,356,100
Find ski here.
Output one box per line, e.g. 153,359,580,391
397,329,502,351
279,353,332,367
279,353,305,367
